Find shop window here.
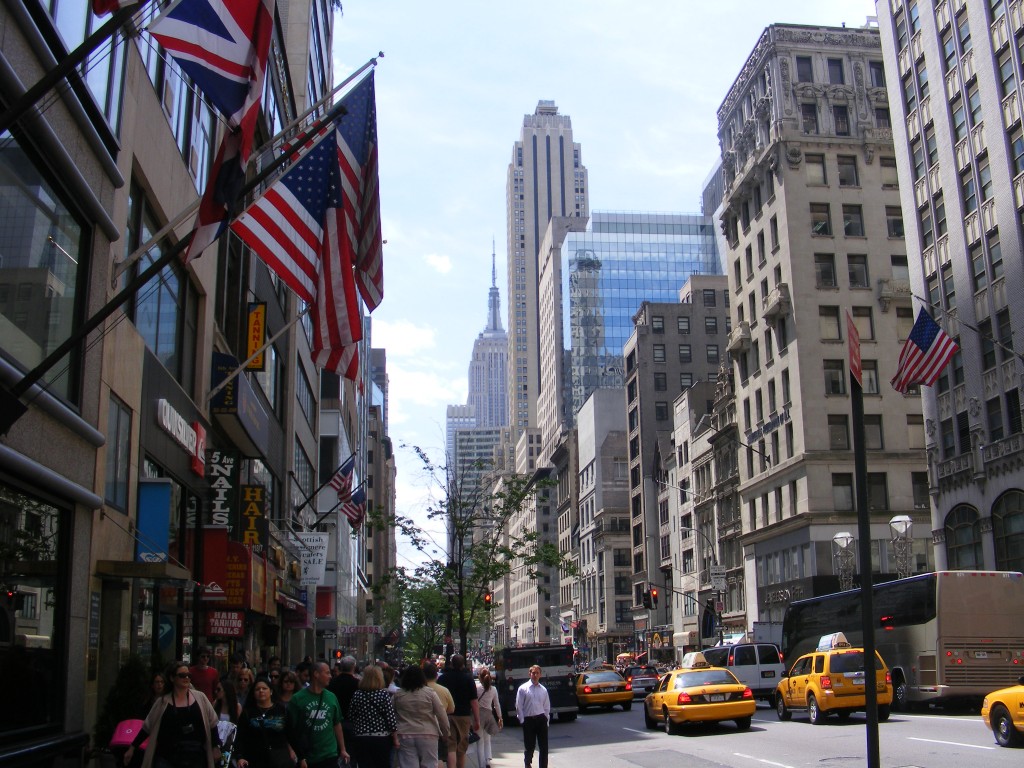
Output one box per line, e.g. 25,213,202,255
105,395,132,511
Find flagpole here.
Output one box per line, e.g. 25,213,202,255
310,481,366,530
0,94,350,435
0,5,145,135
111,53,383,283
290,450,357,515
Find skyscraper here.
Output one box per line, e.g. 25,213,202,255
468,245,509,429
506,101,589,438
875,0,1024,574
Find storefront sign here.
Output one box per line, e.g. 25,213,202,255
201,527,229,602
294,533,328,586
210,352,270,457
223,541,250,608
246,302,267,371
207,451,239,531
250,555,266,613
136,479,172,563
156,398,206,476
239,484,269,546
206,610,245,637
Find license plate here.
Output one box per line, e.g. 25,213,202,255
708,694,725,702
762,671,775,678
976,651,988,659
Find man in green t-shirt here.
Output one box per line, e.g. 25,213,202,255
287,661,350,768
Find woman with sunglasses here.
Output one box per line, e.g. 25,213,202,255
124,662,221,768
235,676,294,768
274,671,300,705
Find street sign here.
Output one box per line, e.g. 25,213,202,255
712,576,727,592
710,565,726,578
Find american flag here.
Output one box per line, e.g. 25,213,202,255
230,117,364,374
340,487,367,528
149,0,274,263
891,308,959,394
328,455,356,504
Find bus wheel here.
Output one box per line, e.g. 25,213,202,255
892,673,910,712
992,705,1022,747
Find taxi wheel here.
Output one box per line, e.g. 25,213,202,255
622,702,632,712
807,694,824,725
663,708,680,735
992,705,1022,747
735,716,751,730
878,705,890,722
644,705,658,730
776,695,791,721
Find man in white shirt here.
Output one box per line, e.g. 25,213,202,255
515,666,550,768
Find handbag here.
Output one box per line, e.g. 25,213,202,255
467,730,480,745
111,720,150,750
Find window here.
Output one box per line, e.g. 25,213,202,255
919,206,934,248
833,105,850,136
852,306,875,340
951,98,967,143
848,254,869,288
770,215,779,249
961,169,978,213
829,415,850,450
833,474,854,511
869,61,886,87
942,31,957,72
945,505,982,569
106,395,132,511
678,344,692,363
997,307,1013,361
824,360,846,394
875,107,891,129
680,372,693,389
988,396,1004,441
806,154,827,184
958,13,972,55
862,360,879,394
864,415,884,450
828,58,845,84
912,471,929,509
843,205,864,236
979,157,993,202
705,317,719,335
801,103,818,134
677,315,690,334
993,492,1024,572
980,318,997,369
707,345,720,364
999,52,1016,97
819,306,841,340
1011,128,1024,175
886,206,904,238
703,288,717,307
968,84,982,126
911,138,925,180
891,255,909,281
652,315,665,333
837,155,858,186
897,306,914,340
796,56,813,82
902,74,917,113
916,62,930,101
652,344,666,363
971,244,988,291
811,203,832,235
653,372,667,391
655,402,669,421
867,473,889,510
815,253,837,287
782,368,791,404
934,194,947,239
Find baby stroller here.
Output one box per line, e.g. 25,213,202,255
217,721,238,768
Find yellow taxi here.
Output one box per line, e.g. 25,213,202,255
642,651,755,733
981,675,1024,747
775,632,893,725
574,669,633,712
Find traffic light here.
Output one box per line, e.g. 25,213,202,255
642,589,652,609
484,591,493,609
650,587,659,608
334,649,343,660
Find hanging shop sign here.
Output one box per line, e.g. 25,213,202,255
156,398,206,476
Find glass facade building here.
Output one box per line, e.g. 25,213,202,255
561,212,721,418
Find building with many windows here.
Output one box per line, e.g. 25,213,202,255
715,22,933,633
875,0,1024,573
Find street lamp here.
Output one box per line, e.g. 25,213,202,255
889,515,913,579
513,622,518,647
530,617,536,645
832,531,856,591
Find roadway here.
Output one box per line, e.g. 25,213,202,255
482,701,1019,768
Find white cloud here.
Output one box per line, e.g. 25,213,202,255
424,253,453,274
371,318,437,357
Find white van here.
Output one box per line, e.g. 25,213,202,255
702,642,786,703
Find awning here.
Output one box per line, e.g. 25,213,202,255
277,592,305,611
95,560,192,582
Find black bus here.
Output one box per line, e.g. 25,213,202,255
493,644,578,722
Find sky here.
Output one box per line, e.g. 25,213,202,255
332,0,878,569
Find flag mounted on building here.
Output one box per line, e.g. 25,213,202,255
890,308,959,394
328,455,356,503
149,0,275,262
340,486,366,528
92,0,139,14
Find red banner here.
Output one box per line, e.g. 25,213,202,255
205,610,244,637
223,541,250,608
201,527,229,602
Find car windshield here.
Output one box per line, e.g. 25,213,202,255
584,672,622,683
829,651,884,673
675,670,737,687
628,666,658,676
701,648,729,666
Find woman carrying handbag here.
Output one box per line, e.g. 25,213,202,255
473,671,501,768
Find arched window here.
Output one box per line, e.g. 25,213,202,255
992,491,1024,572
944,505,982,569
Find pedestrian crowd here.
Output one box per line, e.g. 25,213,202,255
114,651,515,768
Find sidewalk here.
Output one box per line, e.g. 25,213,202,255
467,725,541,768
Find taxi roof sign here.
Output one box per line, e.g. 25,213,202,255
816,632,852,651
679,651,711,669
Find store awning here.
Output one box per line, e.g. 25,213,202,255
95,560,192,582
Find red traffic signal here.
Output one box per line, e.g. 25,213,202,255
650,587,659,608
484,591,493,609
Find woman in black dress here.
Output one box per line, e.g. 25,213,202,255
235,676,293,768
347,665,398,768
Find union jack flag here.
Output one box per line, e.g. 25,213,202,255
328,455,356,504
340,487,367,528
229,113,363,374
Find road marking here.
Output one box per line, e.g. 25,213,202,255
733,752,796,768
907,737,994,750
621,727,657,735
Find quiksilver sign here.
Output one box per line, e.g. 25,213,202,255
156,398,206,476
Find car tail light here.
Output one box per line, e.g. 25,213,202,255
677,692,692,705
778,650,784,662
820,675,832,690
583,686,593,694
885,671,892,684
742,688,753,699
625,682,632,691
626,675,632,682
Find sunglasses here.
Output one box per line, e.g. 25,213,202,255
176,672,191,679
